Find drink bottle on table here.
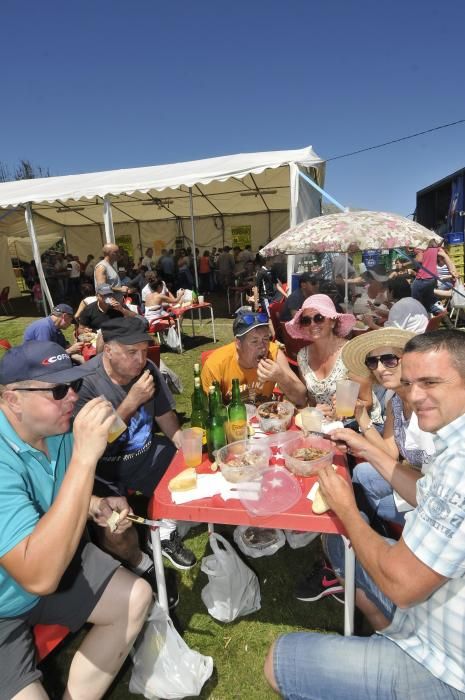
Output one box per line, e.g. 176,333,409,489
191,377,207,448
212,381,228,423
191,362,208,411
226,378,248,442
206,386,227,461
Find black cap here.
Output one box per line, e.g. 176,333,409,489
100,317,152,344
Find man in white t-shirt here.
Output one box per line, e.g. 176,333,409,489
266,330,465,698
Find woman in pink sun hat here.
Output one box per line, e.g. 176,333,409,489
285,294,381,423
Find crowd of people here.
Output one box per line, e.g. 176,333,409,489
2,238,465,698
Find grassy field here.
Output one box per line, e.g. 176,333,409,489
0,310,343,700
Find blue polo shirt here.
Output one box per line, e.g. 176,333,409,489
0,410,73,616
23,316,67,348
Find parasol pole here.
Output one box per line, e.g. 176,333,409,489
344,253,349,310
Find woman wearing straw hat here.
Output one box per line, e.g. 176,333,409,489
285,294,381,423
293,325,433,605
340,327,435,525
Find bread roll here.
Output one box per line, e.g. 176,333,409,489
106,510,121,533
168,467,197,493
312,485,330,514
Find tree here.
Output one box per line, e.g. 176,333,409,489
0,159,51,182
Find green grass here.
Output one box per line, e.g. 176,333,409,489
0,312,343,699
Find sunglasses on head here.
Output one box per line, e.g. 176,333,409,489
12,378,83,400
240,313,269,325
364,354,400,371
299,313,326,326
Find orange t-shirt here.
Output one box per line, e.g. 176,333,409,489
201,341,280,402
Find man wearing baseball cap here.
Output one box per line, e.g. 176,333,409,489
77,283,138,333
201,307,305,405
75,316,195,584
0,341,152,698
23,303,85,361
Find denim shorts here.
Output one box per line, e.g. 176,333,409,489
273,632,465,699
324,531,396,621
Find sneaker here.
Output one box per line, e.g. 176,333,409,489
161,531,196,570
294,561,344,602
141,565,179,610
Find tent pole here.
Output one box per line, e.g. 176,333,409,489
297,171,348,213
137,222,142,260
189,188,202,325
25,204,54,313
189,188,200,290
103,196,116,244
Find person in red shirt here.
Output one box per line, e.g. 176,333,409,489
411,245,456,313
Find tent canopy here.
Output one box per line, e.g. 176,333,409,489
0,146,324,226
0,145,325,299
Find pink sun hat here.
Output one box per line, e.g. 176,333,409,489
285,294,356,340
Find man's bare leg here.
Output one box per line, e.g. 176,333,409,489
263,640,281,695
64,567,152,700
13,682,48,699
94,524,142,569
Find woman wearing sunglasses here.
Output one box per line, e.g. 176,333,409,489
340,326,434,524
285,294,379,421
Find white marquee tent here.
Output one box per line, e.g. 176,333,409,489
0,145,325,304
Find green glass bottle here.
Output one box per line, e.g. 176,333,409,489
206,386,226,461
212,381,228,423
191,362,208,411
191,287,199,304
227,378,248,442
191,377,207,448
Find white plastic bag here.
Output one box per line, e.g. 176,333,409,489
129,602,213,699
164,326,181,351
234,526,286,558
201,533,261,622
284,530,319,549
452,281,465,309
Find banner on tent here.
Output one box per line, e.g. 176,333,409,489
116,234,134,259
231,225,251,249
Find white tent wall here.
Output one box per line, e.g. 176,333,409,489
63,211,291,264
0,235,21,297
8,233,63,263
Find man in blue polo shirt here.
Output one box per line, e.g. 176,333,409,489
23,303,85,361
0,342,152,698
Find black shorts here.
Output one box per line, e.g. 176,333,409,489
0,541,119,699
95,435,176,498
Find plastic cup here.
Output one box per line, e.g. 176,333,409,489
335,379,360,419
299,407,323,433
198,295,205,304
107,409,127,443
181,427,203,467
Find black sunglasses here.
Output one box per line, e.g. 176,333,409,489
364,354,400,371
299,313,326,326
12,378,83,400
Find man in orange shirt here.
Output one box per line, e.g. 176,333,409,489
201,309,306,406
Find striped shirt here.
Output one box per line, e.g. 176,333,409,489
381,412,465,692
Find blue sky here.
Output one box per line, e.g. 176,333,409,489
2,0,465,216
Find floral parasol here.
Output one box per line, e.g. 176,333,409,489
259,210,442,256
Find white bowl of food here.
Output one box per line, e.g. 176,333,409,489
215,439,271,483
281,435,334,477
257,400,294,434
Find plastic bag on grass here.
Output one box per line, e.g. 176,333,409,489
234,526,286,558
284,530,319,549
129,602,213,699
201,532,261,622
164,326,181,351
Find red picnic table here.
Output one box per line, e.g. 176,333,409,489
148,446,356,635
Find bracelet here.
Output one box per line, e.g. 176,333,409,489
359,420,374,435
